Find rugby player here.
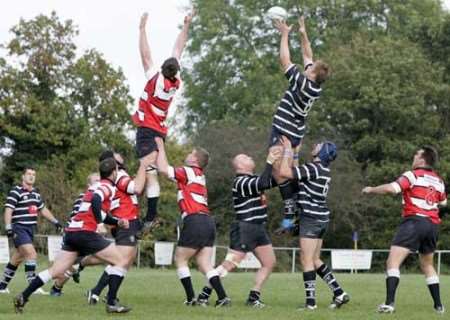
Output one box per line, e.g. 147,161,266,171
197,146,282,308
279,137,349,311
0,167,62,295
362,146,446,314
155,137,230,307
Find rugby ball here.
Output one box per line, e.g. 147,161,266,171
266,6,288,21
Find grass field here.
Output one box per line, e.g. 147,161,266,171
0,266,448,319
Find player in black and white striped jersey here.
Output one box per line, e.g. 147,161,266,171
279,137,349,311
271,17,330,232
197,146,282,308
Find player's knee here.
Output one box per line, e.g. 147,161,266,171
224,252,241,268
105,265,128,277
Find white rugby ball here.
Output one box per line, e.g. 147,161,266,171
266,6,288,21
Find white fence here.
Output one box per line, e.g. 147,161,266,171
2,235,450,275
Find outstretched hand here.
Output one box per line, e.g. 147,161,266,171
298,16,306,34
362,187,372,194
184,9,195,25
274,19,293,35
140,12,148,29
267,145,283,164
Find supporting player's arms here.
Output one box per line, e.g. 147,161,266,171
362,183,398,195
172,10,195,60
139,12,154,73
155,137,170,178
133,154,155,195
298,16,313,67
274,19,293,70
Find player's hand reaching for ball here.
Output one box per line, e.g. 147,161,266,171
140,12,148,30
184,9,195,25
298,16,306,34
274,19,293,35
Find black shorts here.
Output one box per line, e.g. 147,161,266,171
136,127,165,158
111,219,141,247
269,126,301,148
11,224,35,248
299,215,329,239
62,231,112,256
178,214,215,249
229,221,271,252
391,216,438,254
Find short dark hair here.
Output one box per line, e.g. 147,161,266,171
421,145,438,168
161,57,180,80
194,147,210,169
23,167,35,174
314,60,330,85
99,150,114,162
99,158,117,179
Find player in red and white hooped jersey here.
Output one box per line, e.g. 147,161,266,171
363,146,447,314
155,138,230,307
86,151,148,304
14,158,136,314
132,11,195,234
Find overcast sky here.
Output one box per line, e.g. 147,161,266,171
0,0,449,115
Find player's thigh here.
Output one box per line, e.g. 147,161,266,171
49,251,78,278
10,250,24,265
419,252,435,268
299,238,320,262
386,245,410,268
175,246,197,265
253,244,276,268
94,243,124,266
195,247,214,272
17,243,37,260
313,239,323,260
116,245,137,266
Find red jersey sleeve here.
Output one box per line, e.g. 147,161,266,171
396,171,416,191
168,166,187,184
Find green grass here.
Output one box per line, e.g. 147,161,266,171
0,266,448,319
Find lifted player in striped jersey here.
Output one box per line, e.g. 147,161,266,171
271,17,330,231
0,167,62,295
155,137,230,307
363,146,446,314
197,146,282,308
279,137,349,311
50,173,101,296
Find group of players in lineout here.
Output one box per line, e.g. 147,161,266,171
1,11,447,315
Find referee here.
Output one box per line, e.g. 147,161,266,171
0,167,62,295
363,146,446,314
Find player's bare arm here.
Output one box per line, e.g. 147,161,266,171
139,12,153,73
362,183,398,195
40,207,63,230
3,207,13,237
298,16,313,67
172,9,195,61
274,19,293,71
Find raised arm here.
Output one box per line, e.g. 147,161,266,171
274,20,293,70
139,12,154,73
172,10,194,61
298,16,313,67
133,154,155,195
155,138,170,177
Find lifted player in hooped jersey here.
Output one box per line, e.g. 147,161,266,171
271,17,331,235
132,11,194,233
155,137,230,307
0,167,62,295
363,146,447,314
279,136,349,311
86,151,148,304
13,158,149,314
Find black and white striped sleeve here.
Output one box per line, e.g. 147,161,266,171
234,164,275,196
71,193,84,216
5,188,20,210
292,163,320,182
